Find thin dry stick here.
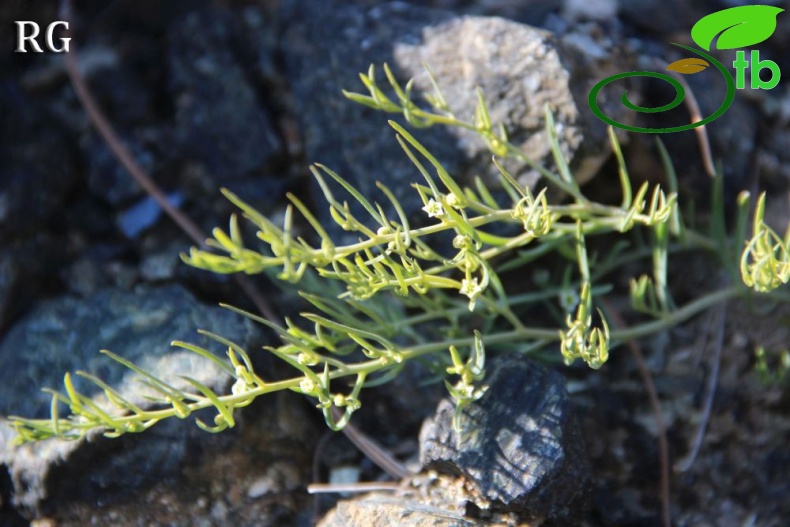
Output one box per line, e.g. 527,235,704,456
657,56,726,474
602,299,671,527
679,76,716,179
60,0,277,324
331,407,411,479
674,301,726,472
653,58,716,178
308,482,401,494
60,0,407,482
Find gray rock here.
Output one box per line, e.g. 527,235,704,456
0,285,260,517
420,357,591,520
390,16,583,186
281,1,617,236
168,7,282,181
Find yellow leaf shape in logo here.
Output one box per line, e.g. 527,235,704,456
666,57,710,74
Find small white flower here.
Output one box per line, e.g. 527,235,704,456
232,378,250,395
453,234,471,250
422,198,444,218
299,378,316,395
459,277,482,298
559,288,580,313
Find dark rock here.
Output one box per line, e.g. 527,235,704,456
419,357,591,521
702,95,758,196
0,82,79,238
0,284,261,517
281,1,618,237
759,125,790,191
281,0,454,236
85,132,153,207
476,0,563,26
168,7,282,181
619,0,710,36
61,243,137,298
77,47,160,130
0,235,65,332
139,242,183,282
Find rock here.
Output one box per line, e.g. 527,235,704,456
85,133,152,207
562,0,618,21
419,357,591,521
0,81,79,238
61,242,140,299
281,0,456,235
0,284,261,517
282,1,621,236
72,35,171,209
466,0,563,26
619,0,710,36
0,236,65,332
139,242,183,282
390,15,587,185
319,495,476,527
168,7,282,182
318,472,530,527
759,125,790,190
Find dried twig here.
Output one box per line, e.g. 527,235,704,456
653,57,716,178
59,0,278,326
674,301,727,473
330,407,411,479
308,481,401,494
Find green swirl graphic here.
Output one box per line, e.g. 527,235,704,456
588,43,735,133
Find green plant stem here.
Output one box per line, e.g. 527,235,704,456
17,284,749,440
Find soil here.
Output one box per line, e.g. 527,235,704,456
1,1,788,526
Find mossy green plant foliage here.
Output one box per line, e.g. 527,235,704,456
8,64,790,444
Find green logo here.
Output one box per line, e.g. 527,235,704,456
588,5,784,133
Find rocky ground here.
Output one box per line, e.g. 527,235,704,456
1,0,788,526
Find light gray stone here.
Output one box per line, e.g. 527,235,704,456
319,495,476,527
0,285,260,517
